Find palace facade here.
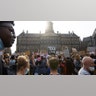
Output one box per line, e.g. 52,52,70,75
16,22,81,53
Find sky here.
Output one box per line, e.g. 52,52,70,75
11,21,96,53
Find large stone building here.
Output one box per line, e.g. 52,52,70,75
83,28,96,50
16,21,81,54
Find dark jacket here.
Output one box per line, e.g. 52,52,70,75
0,56,8,75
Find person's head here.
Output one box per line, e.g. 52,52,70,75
58,55,61,58
0,21,16,49
10,55,15,60
75,54,80,61
17,55,30,75
49,57,59,71
90,54,95,59
3,53,10,64
82,56,95,72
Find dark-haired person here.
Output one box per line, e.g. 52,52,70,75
89,53,96,74
0,21,16,75
49,57,59,75
65,57,75,75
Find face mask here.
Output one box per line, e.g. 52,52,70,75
89,67,95,71
0,38,4,50
24,68,29,75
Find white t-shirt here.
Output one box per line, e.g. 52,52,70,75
78,67,91,75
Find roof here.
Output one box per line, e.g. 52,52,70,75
92,28,96,37
18,32,41,37
60,33,79,38
17,31,79,38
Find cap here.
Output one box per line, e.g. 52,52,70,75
0,21,14,27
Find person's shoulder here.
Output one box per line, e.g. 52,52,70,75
78,68,90,75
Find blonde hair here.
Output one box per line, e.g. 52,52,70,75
75,54,80,60
17,55,29,71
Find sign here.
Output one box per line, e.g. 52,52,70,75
48,46,56,55
63,47,70,57
87,47,95,52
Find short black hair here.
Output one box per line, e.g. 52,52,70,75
11,55,15,59
0,21,14,26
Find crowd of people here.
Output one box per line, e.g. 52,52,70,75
0,21,96,75
0,52,96,75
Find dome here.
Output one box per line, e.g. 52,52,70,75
45,21,54,33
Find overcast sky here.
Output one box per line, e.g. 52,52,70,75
11,21,96,53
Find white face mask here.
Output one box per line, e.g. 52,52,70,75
0,38,4,50
89,67,95,71
24,68,29,75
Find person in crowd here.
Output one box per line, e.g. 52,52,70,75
90,53,96,74
59,59,66,75
38,55,49,75
17,55,30,75
90,53,96,63
48,57,59,75
0,21,16,75
78,56,95,75
3,53,10,66
9,55,16,66
34,55,41,75
29,54,36,75
1,53,10,75
74,54,81,74
8,55,17,75
65,57,75,75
